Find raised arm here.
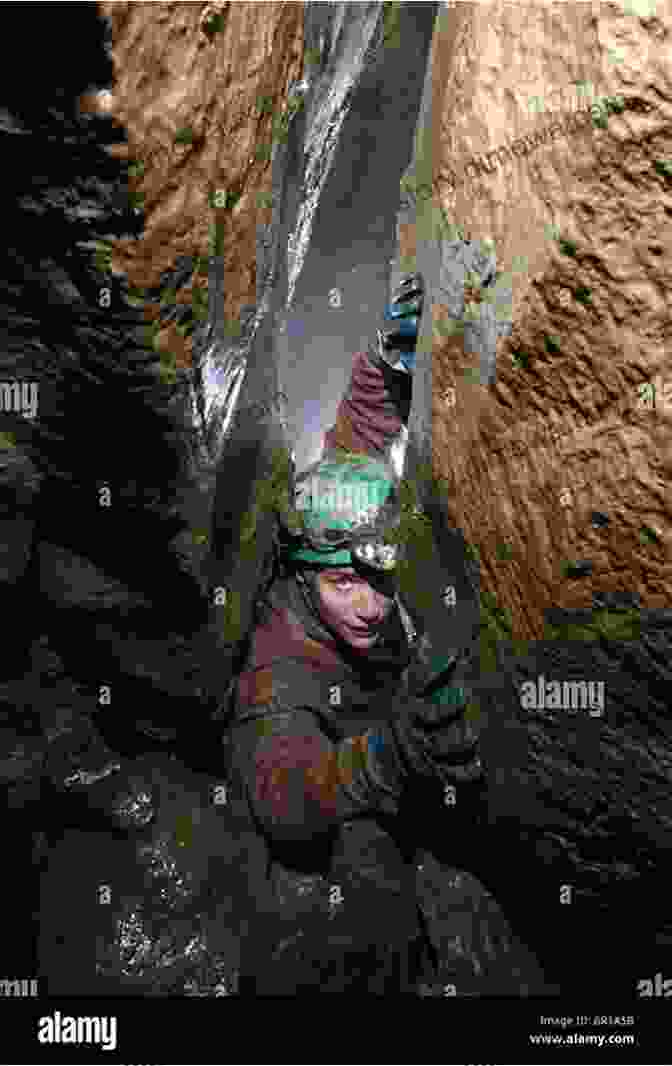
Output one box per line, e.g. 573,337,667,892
322,274,423,460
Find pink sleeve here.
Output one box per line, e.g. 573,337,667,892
322,349,404,460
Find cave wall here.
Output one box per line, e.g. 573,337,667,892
95,0,304,367
391,0,672,999
405,0,671,642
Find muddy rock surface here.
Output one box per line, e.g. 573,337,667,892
426,0,671,635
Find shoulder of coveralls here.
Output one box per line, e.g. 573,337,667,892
233,660,346,842
233,648,422,840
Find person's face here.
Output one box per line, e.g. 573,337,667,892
311,566,396,651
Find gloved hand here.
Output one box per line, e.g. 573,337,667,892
375,272,425,375
420,653,468,704
388,653,484,786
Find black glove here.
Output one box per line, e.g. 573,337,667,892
386,654,484,787
391,696,484,786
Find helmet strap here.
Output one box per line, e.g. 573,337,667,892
294,567,323,624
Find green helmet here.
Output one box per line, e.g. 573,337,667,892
279,452,403,571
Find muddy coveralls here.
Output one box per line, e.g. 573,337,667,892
224,343,485,994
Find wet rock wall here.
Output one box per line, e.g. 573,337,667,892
395,0,672,998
